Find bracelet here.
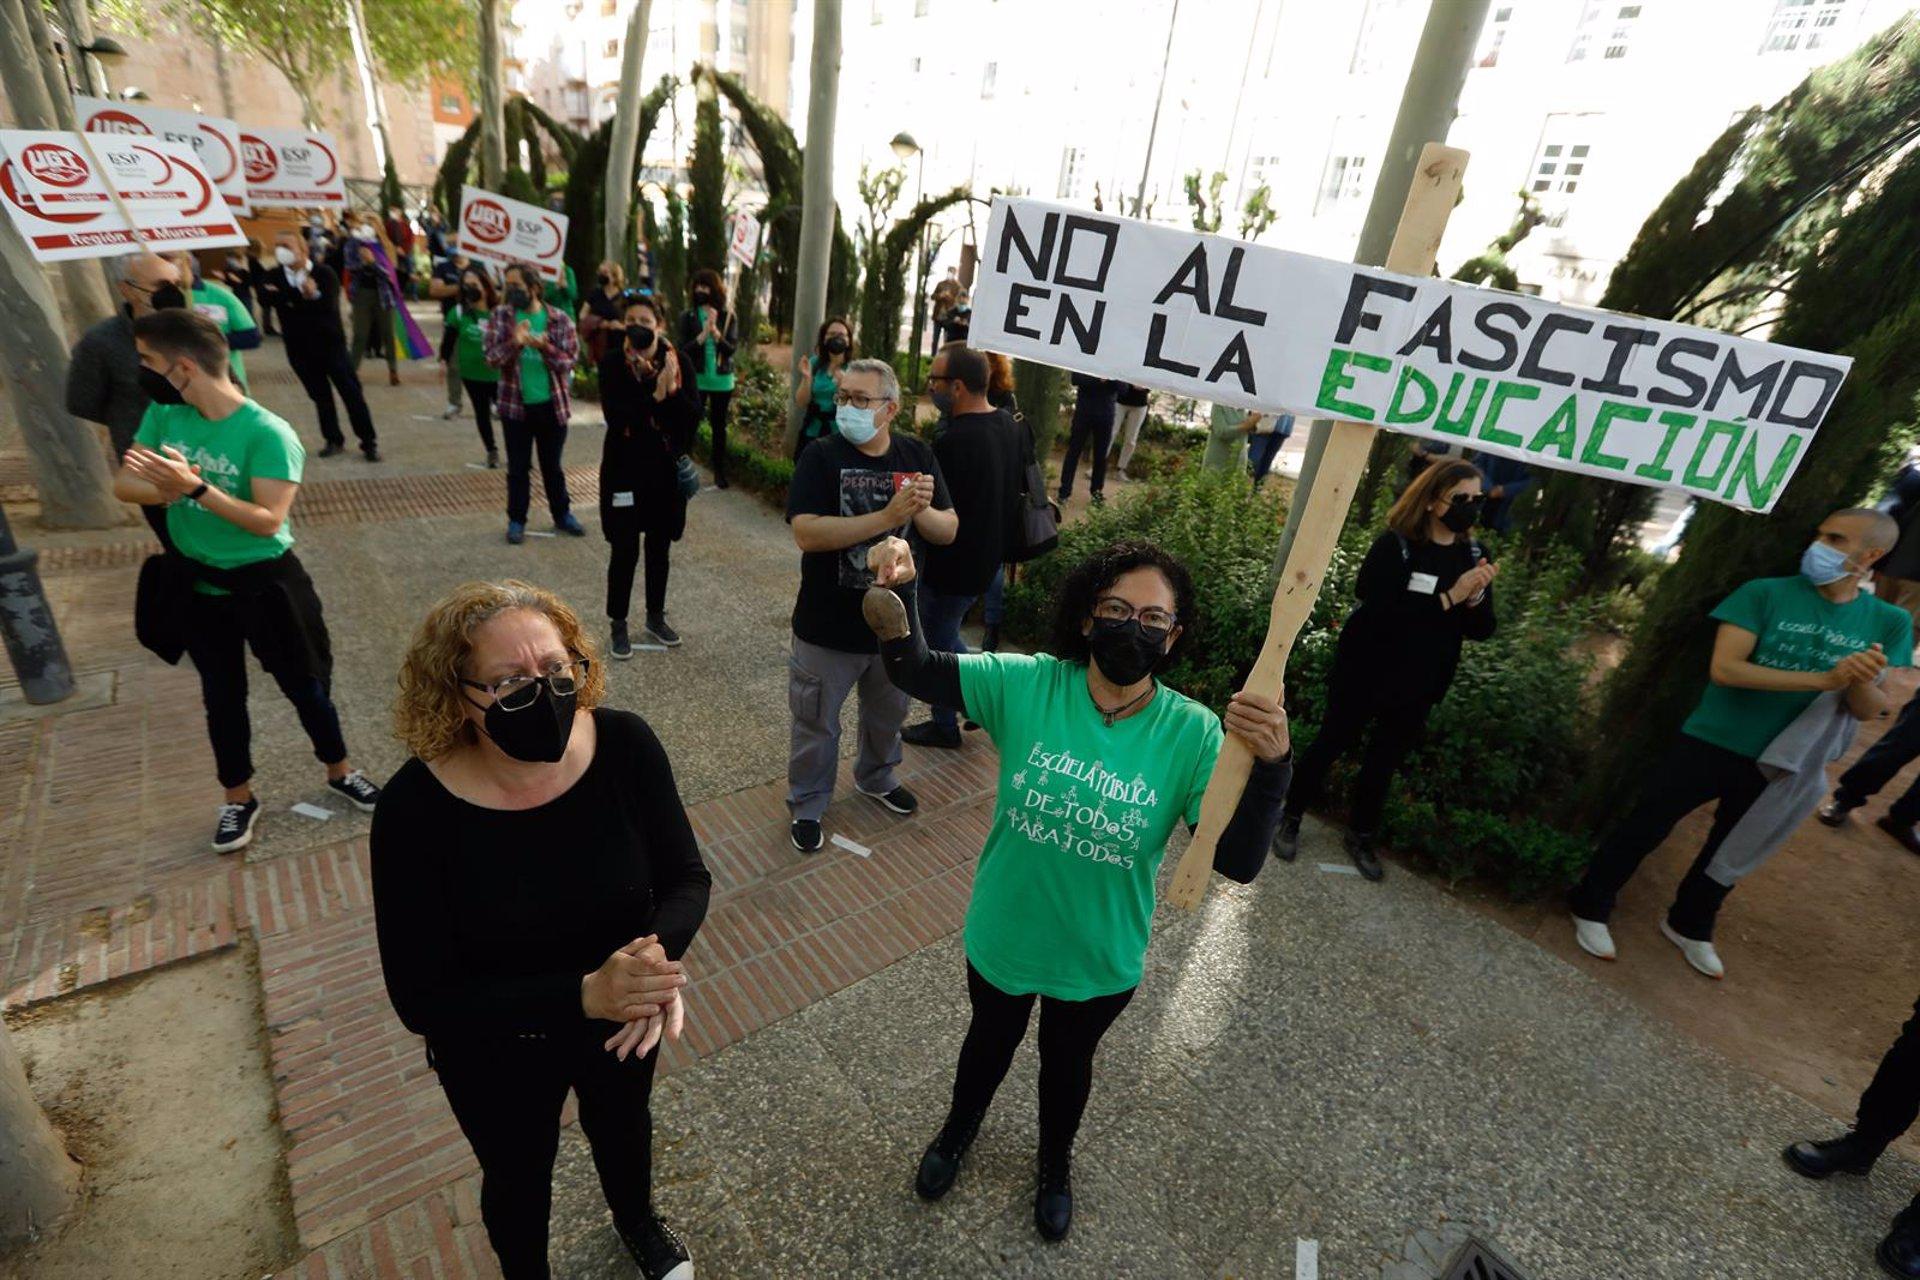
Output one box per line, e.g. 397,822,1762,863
185,481,210,504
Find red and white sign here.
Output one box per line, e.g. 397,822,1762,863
73,96,250,215
727,210,760,268
456,185,570,283
234,124,347,209
0,134,105,208
0,132,245,261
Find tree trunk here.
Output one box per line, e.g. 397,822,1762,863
784,0,841,454
476,0,507,190
342,0,394,178
0,1020,80,1253
0,0,114,332
604,0,653,280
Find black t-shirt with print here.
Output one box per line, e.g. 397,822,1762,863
786,433,951,653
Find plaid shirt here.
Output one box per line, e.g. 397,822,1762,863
484,304,578,424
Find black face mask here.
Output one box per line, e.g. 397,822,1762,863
504,285,531,311
1441,501,1481,534
138,363,186,406
149,282,187,311
692,289,710,304
627,323,655,348
460,283,482,304
1086,618,1168,688
823,335,849,356
597,272,612,285
471,680,577,763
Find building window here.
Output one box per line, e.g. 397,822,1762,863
600,0,617,14
439,91,462,114
731,31,748,55
1527,116,1599,225
1349,0,1415,75
603,38,620,57
1762,0,1852,52
871,0,884,23
1316,152,1368,212
1568,2,1641,62
910,56,921,73
1476,5,1514,67
915,0,931,13
1057,146,1084,200
981,61,997,98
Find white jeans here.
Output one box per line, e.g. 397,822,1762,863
1111,403,1149,472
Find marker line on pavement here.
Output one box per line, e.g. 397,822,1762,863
1315,862,1361,876
1296,1238,1319,1280
830,834,872,858
290,802,334,821
634,643,668,652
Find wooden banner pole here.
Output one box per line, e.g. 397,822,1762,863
1165,142,1469,911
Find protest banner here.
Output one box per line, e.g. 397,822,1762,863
0,133,245,261
970,198,1850,518
456,185,569,282
728,210,760,268
237,126,347,209
74,97,250,215
0,130,199,215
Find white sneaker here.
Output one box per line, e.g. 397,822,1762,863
441,401,464,419
1660,920,1725,979
1572,914,1617,960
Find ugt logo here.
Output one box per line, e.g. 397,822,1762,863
241,136,277,183
464,199,510,244
21,143,90,188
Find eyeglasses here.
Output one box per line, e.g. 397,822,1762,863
1447,493,1486,508
834,391,895,410
460,657,590,710
1091,596,1177,635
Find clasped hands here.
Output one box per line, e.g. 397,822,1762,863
122,444,203,500
582,934,688,1061
1827,642,1888,690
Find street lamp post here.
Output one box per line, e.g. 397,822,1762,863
891,131,928,384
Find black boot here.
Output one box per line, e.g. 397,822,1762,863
1784,1131,1884,1179
915,1109,985,1201
1272,812,1302,862
1880,1203,1920,1278
1347,829,1384,881
982,623,1000,653
1034,1147,1073,1241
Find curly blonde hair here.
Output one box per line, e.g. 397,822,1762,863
393,580,605,761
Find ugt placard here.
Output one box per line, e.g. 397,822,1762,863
456,185,570,283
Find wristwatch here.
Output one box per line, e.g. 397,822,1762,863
185,481,210,505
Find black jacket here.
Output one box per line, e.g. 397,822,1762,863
598,341,702,540
925,408,1025,596
677,307,738,379
1333,531,1496,706
134,550,332,683
257,264,347,355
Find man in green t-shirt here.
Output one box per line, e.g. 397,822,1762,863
186,270,260,389
112,309,382,855
1570,507,1911,977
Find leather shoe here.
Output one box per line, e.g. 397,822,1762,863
1877,815,1920,857
1784,1132,1882,1179
1272,813,1301,862
1879,1205,1920,1277
914,1110,983,1201
1347,830,1384,881
902,721,963,749
1034,1149,1072,1241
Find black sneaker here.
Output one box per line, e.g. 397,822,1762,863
1817,796,1856,827
1347,830,1384,881
1034,1148,1073,1241
213,797,261,853
327,770,382,813
902,721,963,749
486,449,500,469
646,614,681,647
616,1213,694,1280
610,619,633,660
318,441,345,458
1272,813,1302,863
362,445,381,462
790,818,824,853
915,1109,985,1201
858,784,919,815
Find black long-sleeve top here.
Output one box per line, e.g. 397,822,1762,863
597,340,702,539
257,263,347,352
370,709,711,1042
875,581,1291,883
1335,530,1497,706
677,306,739,378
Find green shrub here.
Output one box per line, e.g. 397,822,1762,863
1003,467,1600,896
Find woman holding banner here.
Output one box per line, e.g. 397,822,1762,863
1272,459,1497,880
859,536,1291,1241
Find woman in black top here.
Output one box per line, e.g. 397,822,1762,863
599,294,701,657
677,268,739,487
578,259,626,363
372,581,710,1280
1274,458,1497,880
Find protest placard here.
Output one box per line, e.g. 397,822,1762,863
456,185,570,282
0,134,245,261
237,126,347,209
728,210,760,268
969,196,1851,515
74,97,250,215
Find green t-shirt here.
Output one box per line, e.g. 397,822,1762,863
1683,574,1914,758
694,305,735,394
544,264,579,319
133,399,302,594
452,305,499,384
956,652,1223,1000
189,279,257,384
515,307,552,405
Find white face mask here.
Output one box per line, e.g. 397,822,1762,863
274,246,297,267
